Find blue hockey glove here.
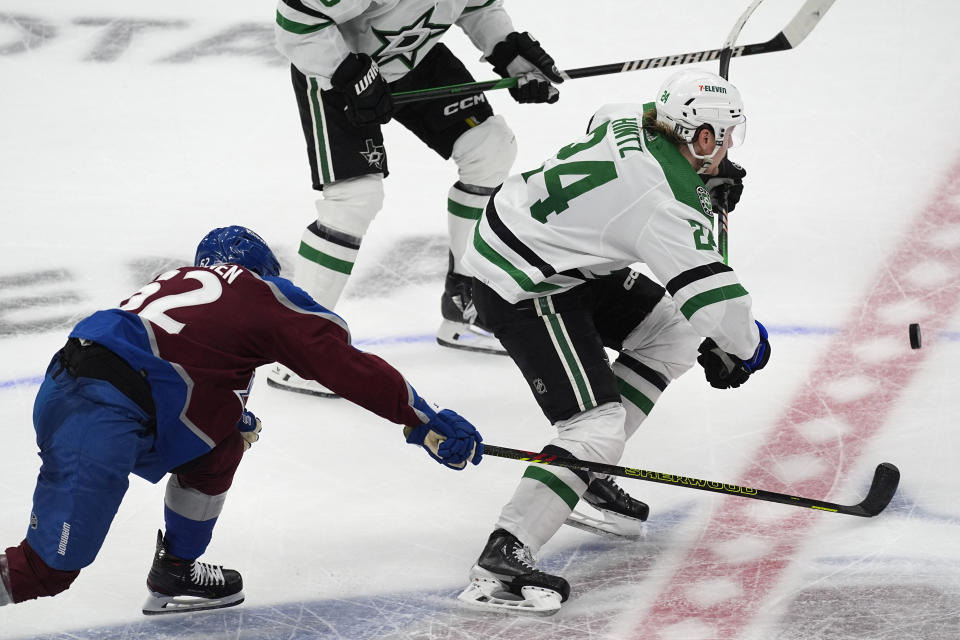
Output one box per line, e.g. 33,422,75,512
404,404,483,470
487,32,563,104
703,157,746,213
237,409,262,451
697,321,770,389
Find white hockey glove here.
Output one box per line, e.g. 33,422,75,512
487,32,563,104
237,409,262,451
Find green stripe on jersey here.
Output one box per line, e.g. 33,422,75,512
298,242,353,274
679,284,749,319
644,133,711,218
523,465,580,510
462,0,497,13
447,199,483,220
473,228,561,294
276,11,333,34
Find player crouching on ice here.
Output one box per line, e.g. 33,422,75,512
455,69,769,615
0,226,482,615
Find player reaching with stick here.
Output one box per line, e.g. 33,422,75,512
269,0,564,397
455,69,768,615
0,226,482,615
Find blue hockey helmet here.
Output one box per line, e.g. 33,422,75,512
194,226,281,277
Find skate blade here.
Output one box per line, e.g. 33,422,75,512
564,509,645,540
265,365,339,398
436,320,508,356
142,590,245,615
265,376,339,398
456,577,561,617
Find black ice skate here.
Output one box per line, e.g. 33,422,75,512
142,530,244,615
564,476,649,539
457,529,570,616
436,272,506,355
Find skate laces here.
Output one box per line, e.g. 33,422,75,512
608,478,626,498
508,542,536,571
190,560,226,586
597,476,626,499
452,293,478,323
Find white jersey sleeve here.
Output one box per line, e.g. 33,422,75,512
635,198,760,360
275,0,370,87
455,0,514,57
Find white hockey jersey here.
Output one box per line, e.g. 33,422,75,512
462,103,762,359
275,0,514,89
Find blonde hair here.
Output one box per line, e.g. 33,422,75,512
643,107,686,146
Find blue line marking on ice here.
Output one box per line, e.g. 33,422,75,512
2,326,957,391
353,333,435,347
770,325,839,336
0,375,44,390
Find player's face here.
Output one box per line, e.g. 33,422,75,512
697,129,728,176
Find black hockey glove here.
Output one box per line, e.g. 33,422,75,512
487,32,563,104
697,321,770,389
330,53,394,126
703,157,746,213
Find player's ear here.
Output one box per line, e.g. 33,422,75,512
696,126,715,151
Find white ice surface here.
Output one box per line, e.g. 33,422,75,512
2,1,960,639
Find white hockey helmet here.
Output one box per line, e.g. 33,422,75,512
655,69,746,159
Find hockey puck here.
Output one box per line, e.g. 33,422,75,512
909,323,921,349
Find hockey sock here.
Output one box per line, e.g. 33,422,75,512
162,475,227,560
162,507,217,561
614,352,669,440
295,221,361,309
495,463,589,554
495,404,631,550
495,445,591,553
447,182,494,275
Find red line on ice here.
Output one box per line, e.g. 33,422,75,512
631,161,960,639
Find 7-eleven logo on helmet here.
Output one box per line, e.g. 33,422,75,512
698,83,728,94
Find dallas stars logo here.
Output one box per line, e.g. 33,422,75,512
360,139,385,169
371,7,450,70
696,185,714,216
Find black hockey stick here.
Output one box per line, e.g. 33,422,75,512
719,0,767,82
484,445,900,518
715,0,767,265
392,0,835,105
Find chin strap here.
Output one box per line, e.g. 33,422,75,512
688,142,723,174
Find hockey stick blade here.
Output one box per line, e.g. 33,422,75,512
484,445,900,518
719,0,765,80
782,0,836,49
849,462,901,517
393,0,835,105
